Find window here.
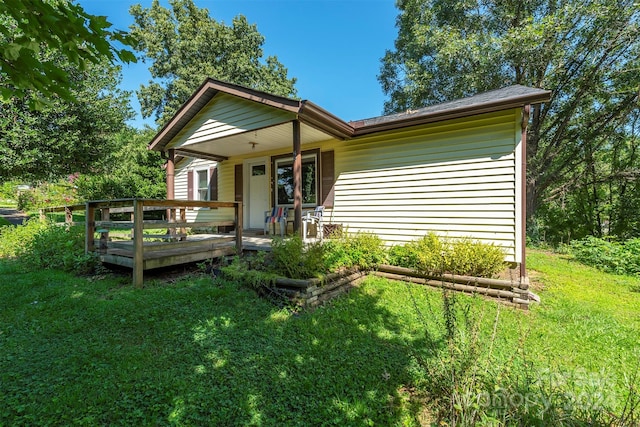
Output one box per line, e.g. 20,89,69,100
274,154,317,206
188,166,217,202
197,170,209,200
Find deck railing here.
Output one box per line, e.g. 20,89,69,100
41,199,243,287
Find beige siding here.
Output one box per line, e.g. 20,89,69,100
169,93,294,149
172,108,523,262
331,110,520,261
174,158,235,224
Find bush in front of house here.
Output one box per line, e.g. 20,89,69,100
322,231,387,271
271,236,328,279
388,232,506,278
0,219,97,274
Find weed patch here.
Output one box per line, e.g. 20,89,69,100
569,236,640,276
0,219,97,274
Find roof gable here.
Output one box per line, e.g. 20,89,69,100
167,93,296,150
149,79,551,152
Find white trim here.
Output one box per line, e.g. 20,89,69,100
244,157,269,229
514,110,523,264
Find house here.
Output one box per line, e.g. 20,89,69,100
148,78,550,280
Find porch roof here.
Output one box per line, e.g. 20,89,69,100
148,78,551,159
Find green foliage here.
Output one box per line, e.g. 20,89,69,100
15,181,78,211
388,233,505,277
0,219,96,274
0,181,19,202
0,0,136,108
0,58,133,182
74,128,166,200
569,236,640,276
380,0,640,234
220,255,277,290
270,235,327,279
323,231,387,271
389,232,447,275
411,288,636,426
129,0,297,124
1,251,638,425
450,238,507,278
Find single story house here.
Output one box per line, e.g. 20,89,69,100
148,78,550,279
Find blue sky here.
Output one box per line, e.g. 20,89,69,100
78,0,400,128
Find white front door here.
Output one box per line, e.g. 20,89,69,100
247,160,269,229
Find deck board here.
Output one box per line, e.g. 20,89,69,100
99,233,273,271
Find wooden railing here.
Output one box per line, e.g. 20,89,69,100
41,199,243,287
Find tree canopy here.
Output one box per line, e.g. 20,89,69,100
130,0,298,125
74,128,167,201
0,0,136,109
379,0,640,240
0,57,133,182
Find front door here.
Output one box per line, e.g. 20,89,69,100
247,160,269,229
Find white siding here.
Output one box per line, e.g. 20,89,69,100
331,110,521,261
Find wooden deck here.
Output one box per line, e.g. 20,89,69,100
42,199,252,287
99,233,274,270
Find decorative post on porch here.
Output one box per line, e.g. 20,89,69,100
293,120,302,234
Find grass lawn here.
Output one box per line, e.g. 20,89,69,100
0,201,17,209
1,250,639,425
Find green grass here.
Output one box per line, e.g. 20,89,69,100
0,200,17,209
1,250,639,425
0,217,11,227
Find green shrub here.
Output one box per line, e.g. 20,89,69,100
220,255,277,290
271,235,327,279
0,181,20,202
388,232,505,278
569,236,640,276
322,231,387,271
449,237,506,277
0,219,96,274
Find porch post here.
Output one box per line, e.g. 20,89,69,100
166,149,175,200
293,120,302,234
166,149,175,223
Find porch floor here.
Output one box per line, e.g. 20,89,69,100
98,230,289,271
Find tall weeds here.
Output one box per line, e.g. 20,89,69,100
408,286,640,426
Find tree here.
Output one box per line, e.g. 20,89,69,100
0,0,136,109
379,0,640,230
74,128,167,200
0,57,133,182
129,0,297,125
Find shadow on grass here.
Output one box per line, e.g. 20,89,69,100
0,268,427,425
